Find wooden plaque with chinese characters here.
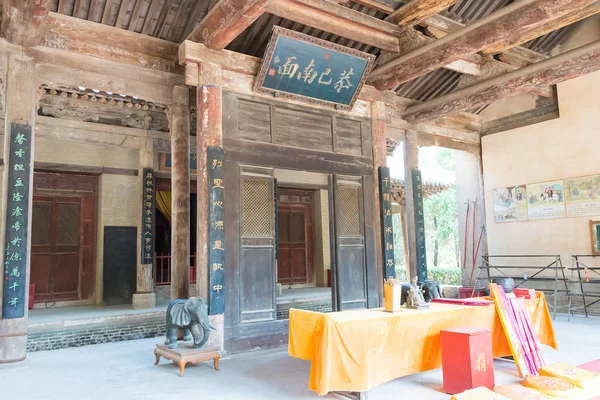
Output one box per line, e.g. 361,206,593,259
207,147,225,315
2,124,32,319
141,168,155,264
412,169,428,282
254,27,375,111
379,167,395,279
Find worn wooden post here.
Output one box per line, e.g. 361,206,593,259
196,62,222,302
403,130,419,280
196,62,225,352
0,51,38,364
133,136,156,309
169,86,190,300
371,101,387,302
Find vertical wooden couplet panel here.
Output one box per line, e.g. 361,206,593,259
412,169,428,282
207,146,225,315
2,124,32,319
140,168,155,264
333,175,368,310
379,167,396,280
103,227,137,305
239,167,276,323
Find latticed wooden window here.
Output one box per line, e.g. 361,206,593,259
337,185,361,236
32,203,51,246
242,178,273,237
57,203,80,246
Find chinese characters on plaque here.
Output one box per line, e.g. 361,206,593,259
412,169,428,283
254,27,375,111
379,167,396,279
208,147,225,315
2,124,32,319
158,152,197,172
140,168,155,264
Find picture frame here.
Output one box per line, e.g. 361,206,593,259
590,220,600,255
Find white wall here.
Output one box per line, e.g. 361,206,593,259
482,70,600,269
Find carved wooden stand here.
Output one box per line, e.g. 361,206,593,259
154,344,220,377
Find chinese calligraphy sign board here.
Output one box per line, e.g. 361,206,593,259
379,167,396,279
141,168,155,264
2,124,32,319
254,26,376,111
159,152,197,172
412,169,428,282
208,147,225,315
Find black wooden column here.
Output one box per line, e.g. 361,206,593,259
378,166,396,280
412,169,428,282
207,146,225,315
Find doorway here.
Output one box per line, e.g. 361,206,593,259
30,172,98,305
277,189,314,286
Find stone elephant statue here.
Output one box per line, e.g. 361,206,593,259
422,280,443,302
165,297,215,349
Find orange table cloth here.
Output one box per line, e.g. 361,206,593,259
288,293,557,396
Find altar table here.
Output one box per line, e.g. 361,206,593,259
288,293,557,396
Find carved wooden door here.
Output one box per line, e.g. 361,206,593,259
331,175,376,311
30,172,97,305
277,192,313,286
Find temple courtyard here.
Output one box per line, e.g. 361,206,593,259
2,314,598,399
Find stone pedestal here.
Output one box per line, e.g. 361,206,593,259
132,292,156,309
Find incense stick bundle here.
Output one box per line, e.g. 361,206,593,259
489,283,545,377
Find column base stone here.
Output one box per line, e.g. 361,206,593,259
0,334,27,364
132,292,156,309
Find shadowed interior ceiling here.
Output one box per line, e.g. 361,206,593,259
49,0,580,106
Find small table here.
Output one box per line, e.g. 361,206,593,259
154,344,220,377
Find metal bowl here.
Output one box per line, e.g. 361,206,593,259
491,277,515,293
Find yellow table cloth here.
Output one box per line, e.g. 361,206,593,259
289,293,557,396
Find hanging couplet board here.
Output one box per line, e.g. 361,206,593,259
254,26,375,111
379,167,396,279
412,169,428,282
208,146,225,315
140,168,155,264
2,124,32,319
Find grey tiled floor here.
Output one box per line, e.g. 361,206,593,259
1,313,599,399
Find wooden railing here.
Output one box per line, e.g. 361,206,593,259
154,253,197,285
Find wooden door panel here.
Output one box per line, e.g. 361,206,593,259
52,253,80,300
30,173,98,304
30,254,51,302
333,176,367,311
239,169,276,324
277,247,291,283
240,246,276,323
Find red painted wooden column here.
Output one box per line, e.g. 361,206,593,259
196,63,223,301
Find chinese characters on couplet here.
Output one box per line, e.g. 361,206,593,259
140,168,155,264
2,125,31,319
412,169,428,282
274,56,356,94
208,147,225,315
379,167,396,279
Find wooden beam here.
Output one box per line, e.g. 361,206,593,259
268,0,401,52
368,0,593,90
349,0,395,14
186,0,269,49
385,0,458,27
483,2,600,55
402,40,600,123
43,12,181,73
2,0,52,47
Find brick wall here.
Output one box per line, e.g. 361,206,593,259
27,311,166,352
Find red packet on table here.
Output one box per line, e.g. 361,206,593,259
513,289,536,299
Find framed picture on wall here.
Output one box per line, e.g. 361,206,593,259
591,221,600,255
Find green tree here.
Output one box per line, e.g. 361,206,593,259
424,187,459,268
